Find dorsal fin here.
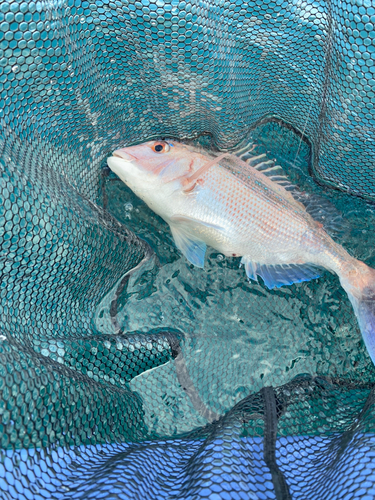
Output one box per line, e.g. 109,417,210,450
224,150,305,211
292,191,349,238
234,143,347,237
239,152,296,192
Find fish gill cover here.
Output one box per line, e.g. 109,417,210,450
0,0,375,499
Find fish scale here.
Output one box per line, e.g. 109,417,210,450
193,164,317,263
108,139,375,366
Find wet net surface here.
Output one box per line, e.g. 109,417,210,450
1,0,375,499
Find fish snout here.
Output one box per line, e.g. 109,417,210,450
112,148,137,161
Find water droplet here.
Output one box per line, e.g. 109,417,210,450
217,254,224,261
11,65,19,73
124,202,133,211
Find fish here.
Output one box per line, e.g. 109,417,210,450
107,139,375,365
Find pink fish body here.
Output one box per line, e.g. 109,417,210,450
107,140,375,364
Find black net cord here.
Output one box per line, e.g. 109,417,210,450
312,0,334,178
109,242,155,333
327,383,375,469
101,165,111,210
262,386,292,500
173,348,220,424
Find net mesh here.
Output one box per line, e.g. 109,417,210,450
0,0,375,498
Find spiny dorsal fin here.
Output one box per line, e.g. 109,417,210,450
240,152,296,192
227,148,303,210
234,142,347,238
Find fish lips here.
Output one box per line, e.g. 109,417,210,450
112,148,137,161
107,150,136,180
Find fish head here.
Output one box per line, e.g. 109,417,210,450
107,140,207,212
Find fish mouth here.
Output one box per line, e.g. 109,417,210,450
112,149,137,161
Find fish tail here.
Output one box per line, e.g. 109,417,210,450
339,261,375,364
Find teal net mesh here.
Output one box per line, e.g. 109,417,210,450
0,0,375,498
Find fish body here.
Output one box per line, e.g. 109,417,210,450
107,140,375,364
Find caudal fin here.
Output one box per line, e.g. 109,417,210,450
340,263,375,364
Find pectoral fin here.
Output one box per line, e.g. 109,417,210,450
169,223,207,268
169,215,224,269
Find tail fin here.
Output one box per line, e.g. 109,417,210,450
340,263,375,364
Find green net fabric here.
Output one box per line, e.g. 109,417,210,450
0,0,375,499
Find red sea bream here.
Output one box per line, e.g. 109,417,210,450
107,140,375,364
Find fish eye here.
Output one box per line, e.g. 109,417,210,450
152,141,170,154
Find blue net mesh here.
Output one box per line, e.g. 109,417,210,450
1,0,375,498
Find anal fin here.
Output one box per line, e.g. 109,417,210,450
240,258,258,282
241,257,321,289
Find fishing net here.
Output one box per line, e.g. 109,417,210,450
0,0,375,498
